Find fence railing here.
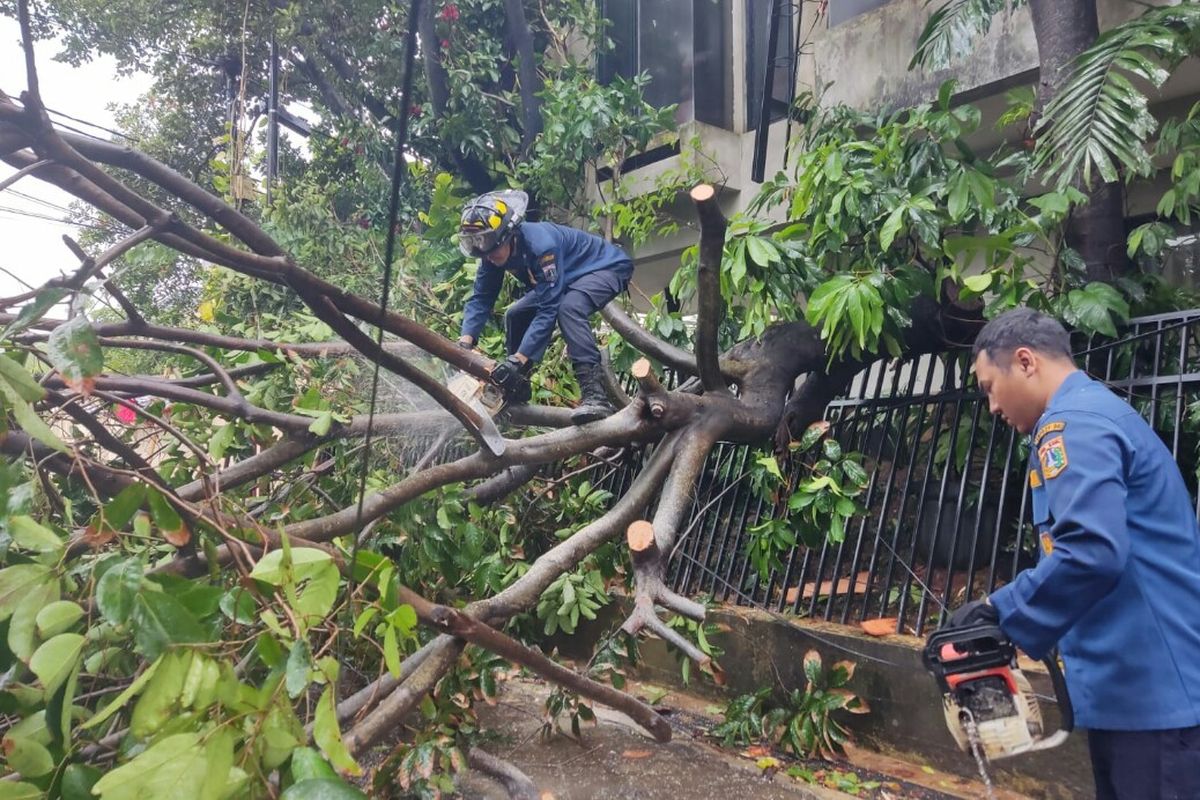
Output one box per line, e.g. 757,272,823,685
660,309,1200,635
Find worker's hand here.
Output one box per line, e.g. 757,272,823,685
489,355,530,397
457,336,475,349
944,599,998,630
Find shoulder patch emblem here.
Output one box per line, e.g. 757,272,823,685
1038,435,1068,479
1035,421,1066,444
1029,469,1042,489
1040,531,1054,557
539,254,558,285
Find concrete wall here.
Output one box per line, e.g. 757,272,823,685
564,601,1094,799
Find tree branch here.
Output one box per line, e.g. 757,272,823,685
467,748,540,800
398,586,671,742
690,184,729,395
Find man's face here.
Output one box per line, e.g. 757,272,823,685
484,239,514,267
974,349,1044,435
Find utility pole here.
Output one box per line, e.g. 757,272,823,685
267,32,280,203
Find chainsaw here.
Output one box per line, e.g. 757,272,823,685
923,623,1073,761
445,369,507,456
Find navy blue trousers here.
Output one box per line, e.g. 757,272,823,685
1088,725,1200,800
504,268,629,367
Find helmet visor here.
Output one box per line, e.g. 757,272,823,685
458,228,501,258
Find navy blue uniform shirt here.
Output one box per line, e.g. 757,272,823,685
459,222,632,362
991,371,1200,730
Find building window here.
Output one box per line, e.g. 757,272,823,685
829,0,896,27
746,0,798,132
598,0,732,130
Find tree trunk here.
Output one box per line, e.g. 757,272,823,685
1028,0,1128,283
417,0,496,193
502,0,543,155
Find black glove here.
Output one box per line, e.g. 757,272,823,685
944,599,999,629
489,355,529,397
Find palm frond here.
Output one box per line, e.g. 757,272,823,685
1035,5,1200,189
910,0,1027,70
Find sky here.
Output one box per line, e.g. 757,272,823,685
0,15,152,298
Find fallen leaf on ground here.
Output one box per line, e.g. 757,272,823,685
860,617,899,637
622,750,652,759
742,745,771,758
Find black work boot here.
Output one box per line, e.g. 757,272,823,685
571,364,615,425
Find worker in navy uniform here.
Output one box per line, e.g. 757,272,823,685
946,307,1200,800
455,190,634,425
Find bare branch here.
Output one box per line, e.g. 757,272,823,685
600,304,699,378
399,585,671,742
467,748,540,800
690,184,729,395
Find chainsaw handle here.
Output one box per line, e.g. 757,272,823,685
1041,652,1075,733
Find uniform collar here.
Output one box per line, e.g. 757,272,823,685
1038,369,1088,425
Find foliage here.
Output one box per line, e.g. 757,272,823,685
1035,4,1200,188
712,650,868,759
910,0,1028,70
787,766,882,796
744,422,870,580
518,69,678,218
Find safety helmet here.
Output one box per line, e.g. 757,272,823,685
458,189,528,258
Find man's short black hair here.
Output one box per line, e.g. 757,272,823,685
972,307,1073,367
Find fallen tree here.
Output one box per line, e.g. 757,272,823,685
0,1,1146,795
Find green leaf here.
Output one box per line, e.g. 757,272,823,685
131,591,208,659
250,547,334,585
9,579,60,662
147,488,189,547
83,653,164,730
92,733,209,800
388,604,418,637
797,422,828,452
879,205,905,251
96,559,143,626
2,288,67,338
308,411,333,437
0,381,69,453
61,764,103,800
0,355,45,403
36,600,85,638
8,515,64,554
947,173,968,221
755,454,784,481
289,747,339,783
130,651,190,739
87,484,147,540
1,734,55,777
313,686,362,776
286,640,312,698
46,315,104,392
30,633,85,695
281,779,369,800
961,273,993,293
383,624,403,677
0,783,43,800
208,422,236,460
220,588,256,624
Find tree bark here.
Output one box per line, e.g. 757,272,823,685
502,0,543,154
1028,0,1128,283
416,0,495,193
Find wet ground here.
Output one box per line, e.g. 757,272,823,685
454,676,1027,800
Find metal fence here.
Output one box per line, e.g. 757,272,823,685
663,309,1200,635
